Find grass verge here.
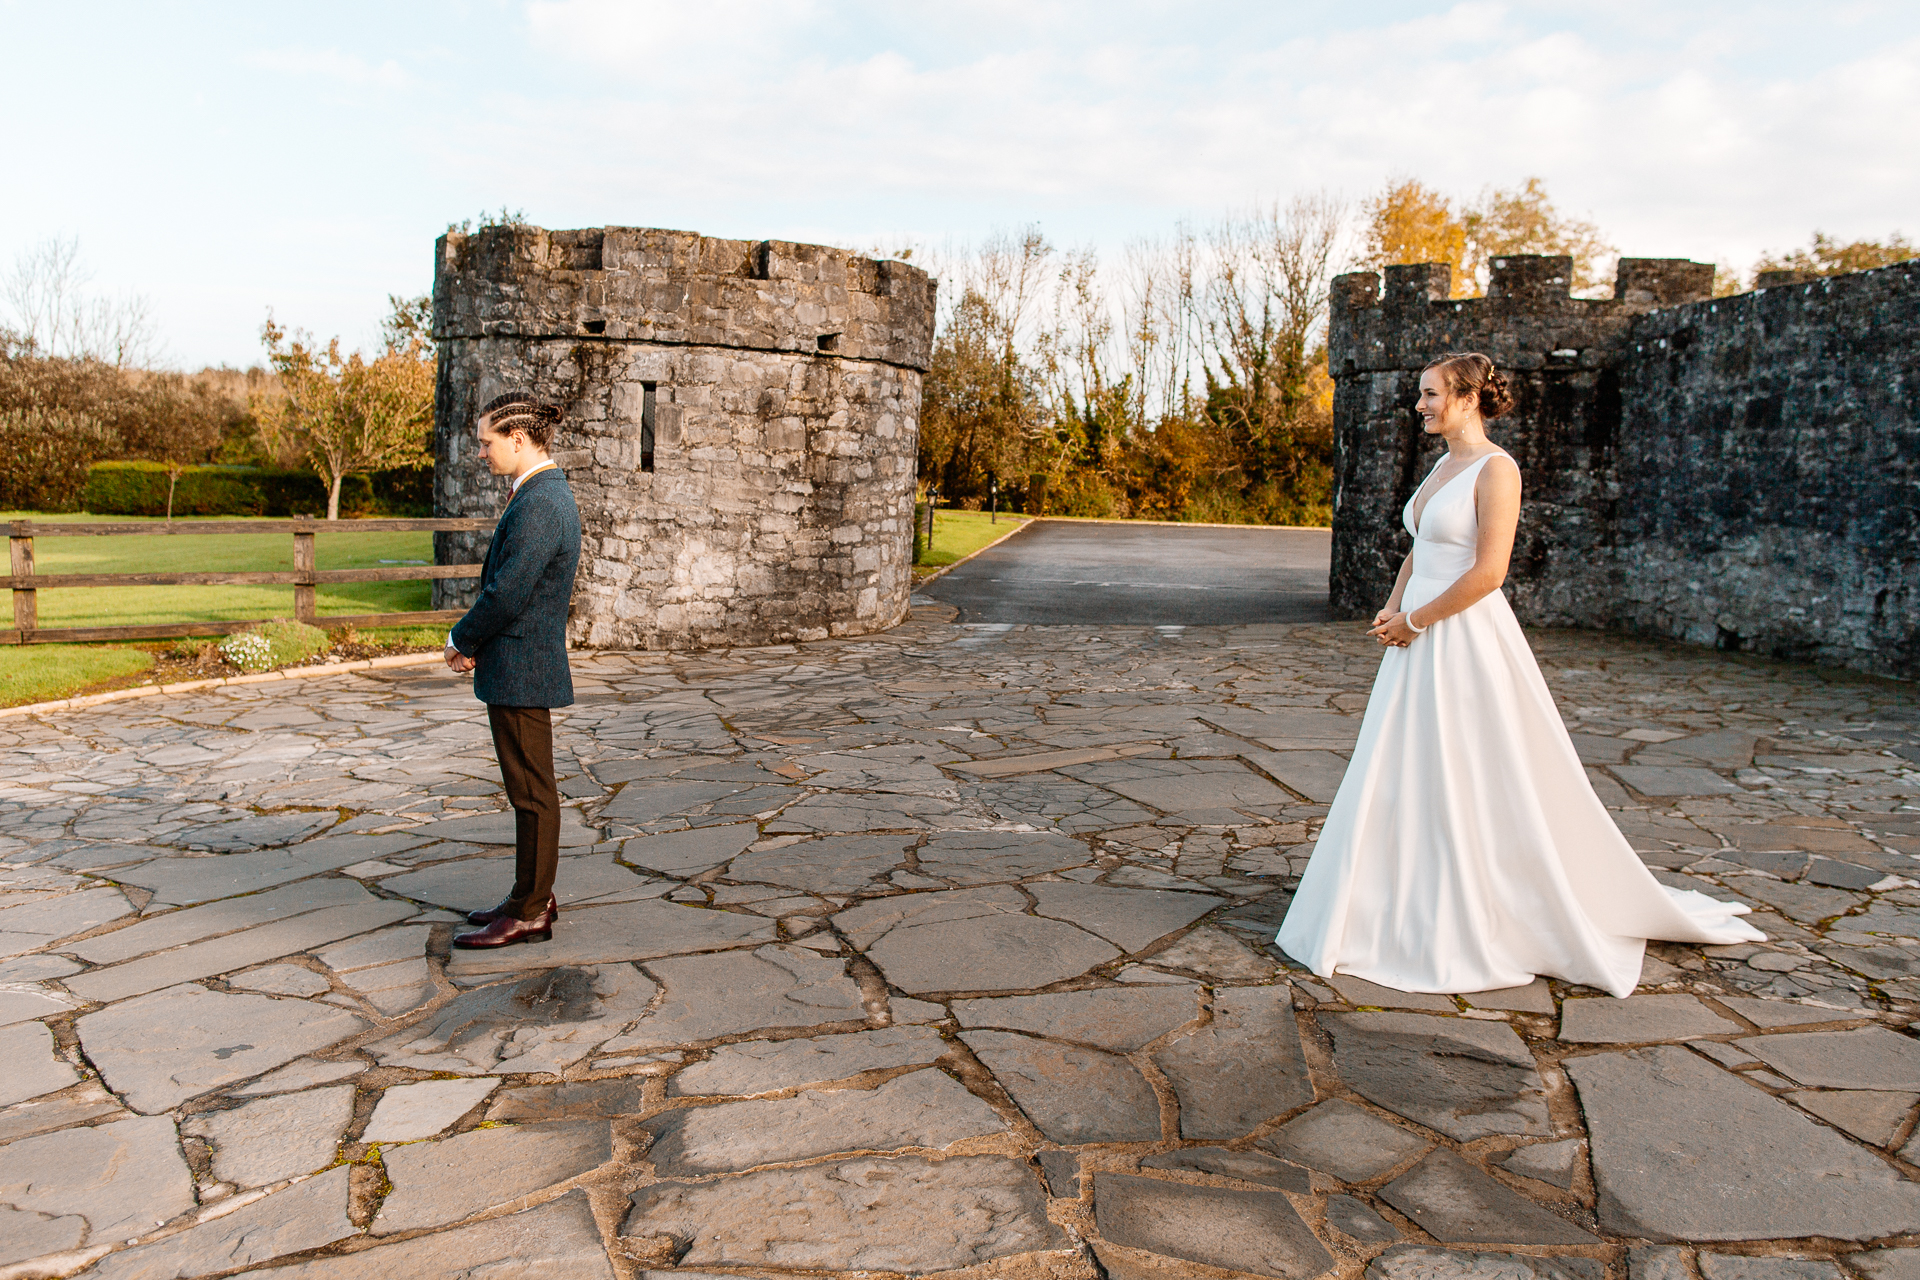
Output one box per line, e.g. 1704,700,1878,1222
0,622,449,709
0,645,154,708
913,508,1030,580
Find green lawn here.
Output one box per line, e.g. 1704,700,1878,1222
5,512,434,628
0,644,153,706
919,508,1029,571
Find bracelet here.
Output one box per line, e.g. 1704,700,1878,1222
1404,610,1428,634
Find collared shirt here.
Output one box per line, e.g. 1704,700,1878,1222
450,461,558,650
510,460,556,495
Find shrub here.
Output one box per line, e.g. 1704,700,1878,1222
83,462,265,517
1,409,121,511
248,469,353,517
0,341,253,474
79,463,418,517
1049,473,1123,519
369,466,432,517
257,618,330,665
218,619,329,672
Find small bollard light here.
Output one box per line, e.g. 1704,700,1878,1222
990,478,998,524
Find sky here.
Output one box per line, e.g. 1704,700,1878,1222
3,0,1916,369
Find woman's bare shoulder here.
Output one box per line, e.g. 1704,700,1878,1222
1478,450,1520,478
1475,450,1522,497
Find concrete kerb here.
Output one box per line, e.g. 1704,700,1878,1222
915,517,1041,587
0,651,448,720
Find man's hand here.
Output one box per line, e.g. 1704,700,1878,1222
444,644,476,674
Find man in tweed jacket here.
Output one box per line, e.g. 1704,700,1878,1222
444,393,583,949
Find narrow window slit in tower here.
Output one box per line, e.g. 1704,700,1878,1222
640,382,656,473
817,332,840,353
583,320,606,335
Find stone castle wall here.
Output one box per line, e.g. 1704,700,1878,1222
431,226,935,650
1329,256,1919,678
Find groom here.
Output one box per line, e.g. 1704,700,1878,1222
443,393,582,949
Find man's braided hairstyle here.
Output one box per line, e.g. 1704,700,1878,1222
479,392,563,450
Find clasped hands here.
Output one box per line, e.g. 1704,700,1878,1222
1368,609,1420,648
444,645,476,674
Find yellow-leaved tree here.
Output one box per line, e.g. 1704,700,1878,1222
253,312,433,519
1360,179,1469,293
1361,176,1615,297
1752,231,1918,281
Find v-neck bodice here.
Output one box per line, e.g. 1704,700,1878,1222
1404,452,1503,581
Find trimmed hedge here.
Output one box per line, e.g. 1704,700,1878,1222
82,463,431,518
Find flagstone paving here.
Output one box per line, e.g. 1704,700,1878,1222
2,601,1920,1279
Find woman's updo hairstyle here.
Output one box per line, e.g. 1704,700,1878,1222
1422,352,1515,420
479,392,564,450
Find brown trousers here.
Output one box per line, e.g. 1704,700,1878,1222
487,705,559,920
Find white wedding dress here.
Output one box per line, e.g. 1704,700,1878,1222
1278,451,1762,998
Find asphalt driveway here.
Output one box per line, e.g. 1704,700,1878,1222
920,519,1332,625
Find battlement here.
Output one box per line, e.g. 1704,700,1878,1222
433,225,937,371
1330,254,1715,378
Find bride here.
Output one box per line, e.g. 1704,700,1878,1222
1277,352,1762,998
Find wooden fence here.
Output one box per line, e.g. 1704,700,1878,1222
3,518,496,645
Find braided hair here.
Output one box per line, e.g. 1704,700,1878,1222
479,392,563,450
1421,352,1515,420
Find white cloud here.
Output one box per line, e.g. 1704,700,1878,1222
241,47,411,89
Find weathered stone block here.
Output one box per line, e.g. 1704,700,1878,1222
1380,1149,1599,1244
624,1154,1062,1271
1367,1245,1602,1280
961,1030,1161,1144
1152,984,1314,1139
642,1070,1004,1174
1321,1012,1551,1140
374,1120,612,1233
1567,1043,1920,1240
1093,1173,1333,1280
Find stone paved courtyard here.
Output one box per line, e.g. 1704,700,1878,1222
4,601,1920,1280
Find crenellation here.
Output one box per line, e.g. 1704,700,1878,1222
1488,254,1574,302
434,224,932,651
1615,258,1714,307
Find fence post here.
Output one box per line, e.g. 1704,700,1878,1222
9,524,34,638
293,525,316,624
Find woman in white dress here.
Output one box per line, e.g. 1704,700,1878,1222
1277,352,1762,998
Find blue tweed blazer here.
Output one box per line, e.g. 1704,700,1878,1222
450,468,582,708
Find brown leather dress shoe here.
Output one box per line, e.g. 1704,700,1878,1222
452,902,557,949
466,893,559,926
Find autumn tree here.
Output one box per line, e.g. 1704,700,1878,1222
1462,177,1613,294
1360,179,1468,293
1752,231,1918,280
918,227,1051,505
253,304,434,520
381,293,434,353
1359,176,1615,296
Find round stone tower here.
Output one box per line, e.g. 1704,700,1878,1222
430,225,936,650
